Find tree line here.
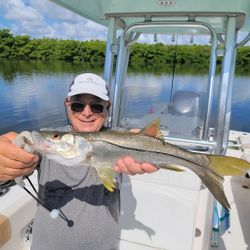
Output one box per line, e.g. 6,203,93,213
0,29,249,69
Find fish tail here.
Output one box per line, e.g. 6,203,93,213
208,155,250,176
198,170,230,209
158,162,230,209
200,154,250,209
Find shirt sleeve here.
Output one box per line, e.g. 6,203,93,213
0,180,16,188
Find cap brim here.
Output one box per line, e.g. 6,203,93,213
67,89,109,101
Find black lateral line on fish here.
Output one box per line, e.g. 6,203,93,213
95,139,224,181
39,130,223,180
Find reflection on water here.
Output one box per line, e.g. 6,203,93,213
121,72,250,133
0,60,249,134
0,60,102,133
0,73,68,132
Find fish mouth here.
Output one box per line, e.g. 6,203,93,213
30,131,54,154
30,131,78,157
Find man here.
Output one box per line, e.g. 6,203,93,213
0,73,157,250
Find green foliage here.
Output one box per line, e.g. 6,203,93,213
236,46,250,67
0,29,15,58
129,43,211,68
0,29,249,69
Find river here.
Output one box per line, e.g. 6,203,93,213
0,60,249,134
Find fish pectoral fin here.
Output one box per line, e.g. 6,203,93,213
208,155,250,176
158,163,185,172
139,119,164,141
95,167,116,192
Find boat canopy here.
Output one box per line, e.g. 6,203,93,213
51,0,250,32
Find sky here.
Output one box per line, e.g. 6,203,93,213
0,0,249,45
0,0,108,41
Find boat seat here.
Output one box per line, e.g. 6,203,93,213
119,90,203,139
160,90,202,139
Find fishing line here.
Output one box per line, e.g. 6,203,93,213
23,176,74,227
73,1,86,66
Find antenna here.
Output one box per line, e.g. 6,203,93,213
169,35,178,104
171,34,176,43
154,34,157,42
190,34,194,44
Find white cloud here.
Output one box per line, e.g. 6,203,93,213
0,0,49,37
2,0,42,22
29,0,87,24
0,0,107,41
238,32,250,46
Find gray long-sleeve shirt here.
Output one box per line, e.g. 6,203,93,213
30,126,121,250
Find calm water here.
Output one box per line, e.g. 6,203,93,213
0,60,250,134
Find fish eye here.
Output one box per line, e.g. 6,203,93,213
51,133,61,140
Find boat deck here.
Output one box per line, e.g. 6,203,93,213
119,130,250,250
213,175,250,250
213,131,250,250
193,130,250,250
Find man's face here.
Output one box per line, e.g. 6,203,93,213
66,94,110,132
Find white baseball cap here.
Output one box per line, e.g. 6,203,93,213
67,73,109,101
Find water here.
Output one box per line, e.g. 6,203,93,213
0,60,102,133
0,60,250,134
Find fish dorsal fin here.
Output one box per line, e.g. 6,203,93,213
139,119,164,140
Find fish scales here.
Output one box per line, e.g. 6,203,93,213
85,130,211,167
15,119,250,209
90,140,209,176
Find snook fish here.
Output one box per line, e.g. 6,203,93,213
19,119,250,209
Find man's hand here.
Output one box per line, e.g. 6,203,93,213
113,128,159,175
0,132,38,181
113,156,158,175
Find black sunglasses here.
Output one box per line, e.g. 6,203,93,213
70,102,105,113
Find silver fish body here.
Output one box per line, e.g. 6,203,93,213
84,131,211,174
19,120,250,210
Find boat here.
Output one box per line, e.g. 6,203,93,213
1,0,250,249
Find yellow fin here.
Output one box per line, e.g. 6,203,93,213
158,163,185,172
203,170,230,209
140,118,163,140
95,167,115,192
208,155,250,176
